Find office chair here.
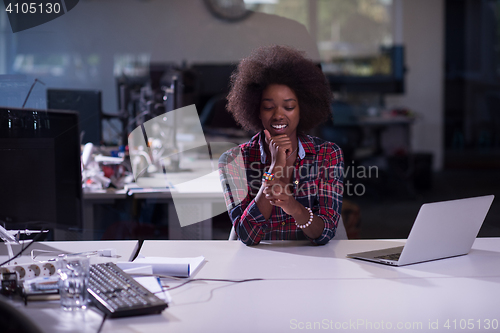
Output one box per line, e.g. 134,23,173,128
228,216,348,240
228,224,237,241
0,295,44,333
335,216,348,239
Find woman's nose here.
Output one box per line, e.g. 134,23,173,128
272,107,285,119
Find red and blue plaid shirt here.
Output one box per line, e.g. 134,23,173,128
219,132,344,245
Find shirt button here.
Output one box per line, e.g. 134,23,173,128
282,222,286,226
294,180,299,185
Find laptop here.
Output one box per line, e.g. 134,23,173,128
347,195,495,266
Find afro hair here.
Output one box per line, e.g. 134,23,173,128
226,45,332,133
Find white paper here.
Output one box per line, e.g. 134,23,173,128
117,256,204,278
133,276,172,303
119,264,153,275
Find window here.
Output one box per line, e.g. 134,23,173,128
252,0,394,75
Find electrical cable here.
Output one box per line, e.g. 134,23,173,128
96,313,107,333
104,118,122,136
22,78,45,108
0,232,46,267
131,273,264,292
165,278,264,291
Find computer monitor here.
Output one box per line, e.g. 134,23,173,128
326,45,406,94
47,89,102,145
0,107,82,233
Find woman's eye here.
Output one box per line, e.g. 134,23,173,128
285,107,295,111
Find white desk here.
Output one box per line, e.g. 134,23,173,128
83,189,223,241
1,240,139,333
83,159,227,240
82,190,128,240
133,157,226,240
12,238,500,333
0,240,139,265
132,188,223,241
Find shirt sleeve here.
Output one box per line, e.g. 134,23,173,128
218,149,268,245
307,144,344,245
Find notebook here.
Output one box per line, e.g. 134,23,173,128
347,195,495,266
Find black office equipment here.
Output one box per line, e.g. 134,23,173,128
326,45,406,94
115,63,187,145
0,294,44,333
22,79,45,109
191,64,243,134
0,107,82,232
88,262,168,318
47,89,102,145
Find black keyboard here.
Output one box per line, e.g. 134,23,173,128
88,262,168,318
374,253,401,261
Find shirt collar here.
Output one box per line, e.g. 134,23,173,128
258,132,306,164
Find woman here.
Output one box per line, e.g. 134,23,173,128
219,45,344,245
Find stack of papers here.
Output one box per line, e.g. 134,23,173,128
124,182,175,195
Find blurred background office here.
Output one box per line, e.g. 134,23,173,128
0,0,499,241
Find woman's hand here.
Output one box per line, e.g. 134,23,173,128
264,130,293,168
262,178,298,216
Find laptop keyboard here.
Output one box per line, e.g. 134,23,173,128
374,253,401,261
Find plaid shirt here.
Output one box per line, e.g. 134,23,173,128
219,132,344,245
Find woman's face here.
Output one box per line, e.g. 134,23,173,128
259,84,300,138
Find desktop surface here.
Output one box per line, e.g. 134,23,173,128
0,240,139,265
8,238,500,333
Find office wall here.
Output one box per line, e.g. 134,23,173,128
386,0,445,170
1,0,445,169
1,0,318,114
0,12,6,74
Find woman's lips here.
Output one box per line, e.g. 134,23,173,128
271,124,288,133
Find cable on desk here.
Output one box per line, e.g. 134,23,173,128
137,274,264,292
166,278,264,291
30,249,62,261
0,232,46,267
96,313,108,333
130,239,144,261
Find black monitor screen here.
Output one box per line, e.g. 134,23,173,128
47,89,102,145
0,107,82,231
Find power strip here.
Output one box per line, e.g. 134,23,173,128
0,248,117,281
1,262,57,281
